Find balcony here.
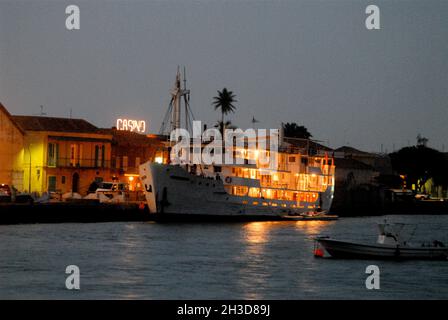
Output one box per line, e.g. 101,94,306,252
47,157,111,169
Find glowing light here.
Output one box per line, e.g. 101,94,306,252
116,119,146,133
128,176,134,182
154,156,163,164
244,222,268,244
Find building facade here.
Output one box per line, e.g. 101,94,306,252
12,115,113,195
101,129,168,191
0,103,24,189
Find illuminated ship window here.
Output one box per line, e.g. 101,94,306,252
232,185,248,196
248,187,260,198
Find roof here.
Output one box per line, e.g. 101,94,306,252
0,102,25,135
100,128,165,147
283,137,333,152
334,145,372,155
12,115,100,134
334,157,376,171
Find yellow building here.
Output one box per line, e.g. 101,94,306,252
12,115,113,195
0,103,25,189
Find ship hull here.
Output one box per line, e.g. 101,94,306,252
317,238,448,260
139,162,334,220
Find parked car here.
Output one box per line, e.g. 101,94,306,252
415,193,430,200
0,184,12,202
15,193,34,204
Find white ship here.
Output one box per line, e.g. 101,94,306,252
139,70,336,221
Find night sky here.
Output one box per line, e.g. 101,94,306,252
1,0,447,152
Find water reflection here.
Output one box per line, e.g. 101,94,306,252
238,222,274,299
294,220,336,237
243,222,270,244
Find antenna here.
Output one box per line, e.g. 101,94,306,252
33,105,47,116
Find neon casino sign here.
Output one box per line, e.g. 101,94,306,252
116,119,147,133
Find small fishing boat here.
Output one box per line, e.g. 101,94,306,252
281,211,338,221
314,222,448,260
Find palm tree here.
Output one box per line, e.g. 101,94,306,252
212,88,237,135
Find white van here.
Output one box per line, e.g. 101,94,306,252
95,182,129,193
94,182,129,203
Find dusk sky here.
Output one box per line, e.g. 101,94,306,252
0,0,447,152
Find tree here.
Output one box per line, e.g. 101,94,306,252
389,145,448,191
282,122,312,139
212,88,237,135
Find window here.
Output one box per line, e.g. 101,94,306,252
47,143,58,167
48,176,57,192
94,146,100,167
249,169,257,179
61,176,66,184
288,156,296,163
232,186,248,196
70,144,78,167
248,187,260,198
95,145,105,168
123,156,128,171
101,145,105,167
78,144,83,167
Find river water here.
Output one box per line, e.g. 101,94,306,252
0,215,447,299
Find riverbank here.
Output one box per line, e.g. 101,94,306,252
0,199,447,224
0,201,150,224
331,199,448,216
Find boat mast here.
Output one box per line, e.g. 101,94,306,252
159,67,194,137
170,67,190,132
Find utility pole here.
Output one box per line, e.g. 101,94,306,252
27,144,32,193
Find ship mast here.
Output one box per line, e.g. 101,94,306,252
159,67,194,136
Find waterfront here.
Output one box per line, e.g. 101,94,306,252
0,215,447,299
